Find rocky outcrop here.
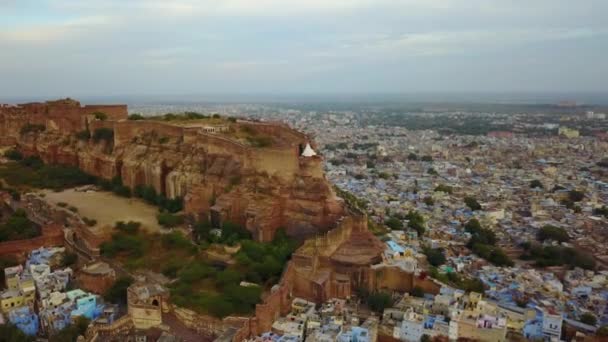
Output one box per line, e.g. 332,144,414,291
0,99,344,241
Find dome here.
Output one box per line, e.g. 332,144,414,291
301,143,317,157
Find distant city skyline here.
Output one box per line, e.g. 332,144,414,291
1,0,607,97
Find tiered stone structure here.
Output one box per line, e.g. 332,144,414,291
0,99,344,242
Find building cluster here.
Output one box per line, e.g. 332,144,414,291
248,108,608,338
248,298,378,342
0,247,109,337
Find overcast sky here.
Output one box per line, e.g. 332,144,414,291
1,0,607,98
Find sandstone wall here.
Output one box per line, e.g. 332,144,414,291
113,120,185,146
368,266,441,295
0,224,64,259
82,105,127,121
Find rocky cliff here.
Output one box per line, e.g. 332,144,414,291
0,99,344,241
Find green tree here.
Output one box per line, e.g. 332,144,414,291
4,149,23,161
530,180,543,189
423,247,446,267
411,286,425,298
93,111,108,120
434,184,453,194
568,190,585,202
49,316,90,342
366,291,393,313
597,325,608,337
407,153,418,161
538,225,569,243
464,196,482,211
385,217,404,230
580,313,597,326
128,113,145,120
0,324,34,342
103,276,133,304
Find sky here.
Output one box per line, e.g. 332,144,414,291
1,0,607,99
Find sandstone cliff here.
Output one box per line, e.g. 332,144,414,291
0,99,344,241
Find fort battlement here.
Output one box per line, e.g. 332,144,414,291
0,99,344,242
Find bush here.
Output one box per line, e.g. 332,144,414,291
366,291,393,313
530,180,543,189
405,210,425,236
49,316,90,342
464,196,482,211
83,217,97,227
103,276,133,304
411,286,425,298
538,225,569,243
520,242,595,270
157,212,184,228
128,113,145,120
421,155,433,162
92,128,114,143
0,324,34,342
61,252,78,267
423,197,434,206
100,233,145,258
246,136,273,148
4,149,23,161
75,130,91,140
20,123,45,135
115,221,141,234
580,313,597,326
0,157,96,190
385,217,404,230
93,111,108,120
434,184,453,194
569,189,585,202
0,209,40,243
423,247,446,267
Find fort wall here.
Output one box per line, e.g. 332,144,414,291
0,224,64,259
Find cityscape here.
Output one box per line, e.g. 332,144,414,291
1,1,608,342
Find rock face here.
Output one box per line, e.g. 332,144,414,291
0,99,344,241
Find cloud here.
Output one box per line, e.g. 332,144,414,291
0,15,115,42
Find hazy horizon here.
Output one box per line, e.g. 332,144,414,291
2,1,607,98
2,92,608,107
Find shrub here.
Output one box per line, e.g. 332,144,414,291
20,123,45,135
83,217,97,227
103,276,133,304
411,286,425,298
115,221,141,234
128,113,145,120
434,184,453,194
530,180,543,189
92,128,114,143
4,149,23,161
61,252,78,267
366,291,393,313
464,196,482,211
157,212,184,228
385,217,404,230
580,313,597,326
423,247,446,267
93,112,108,120
423,197,434,206
538,225,569,243
75,130,91,141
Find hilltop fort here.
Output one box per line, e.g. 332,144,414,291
0,98,344,242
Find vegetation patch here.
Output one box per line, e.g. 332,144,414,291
520,242,595,269
464,219,513,267
0,208,40,243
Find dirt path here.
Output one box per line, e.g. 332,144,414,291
41,188,162,234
